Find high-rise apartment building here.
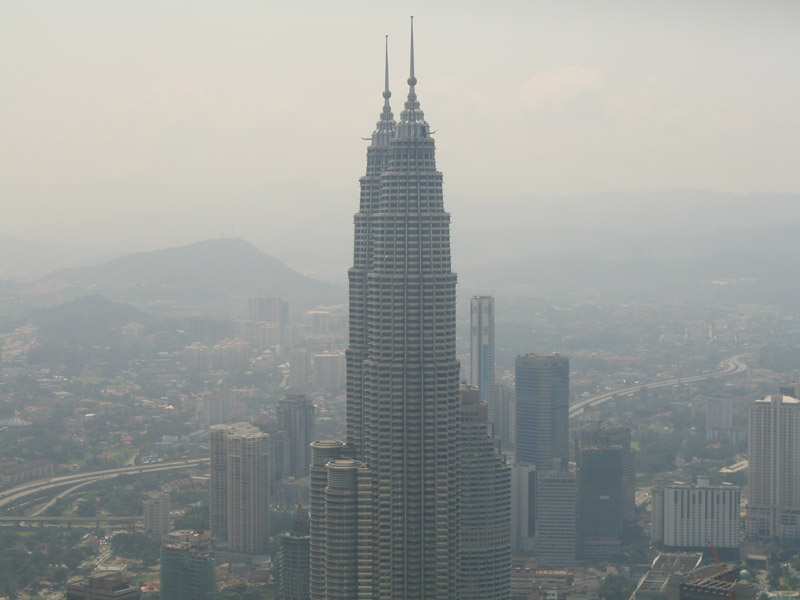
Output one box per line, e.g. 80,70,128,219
333,21,460,598
160,530,216,600
278,392,315,478
470,295,497,420
652,476,741,553
515,354,569,469
459,386,511,600
209,423,270,554
704,396,735,442
746,394,800,539
143,491,170,535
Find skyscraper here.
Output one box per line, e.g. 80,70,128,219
470,295,497,420
746,394,800,539
459,386,511,600
515,353,569,469
278,391,315,478
338,20,461,598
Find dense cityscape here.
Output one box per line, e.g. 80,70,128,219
3,7,800,600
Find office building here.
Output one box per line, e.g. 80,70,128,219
309,440,345,600
278,392,315,478
515,354,569,469
322,459,372,600
459,385,511,600
511,464,537,553
332,22,460,598
66,572,141,600
578,425,635,524
746,394,800,539
535,467,576,568
143,491,170,535
209,423,270,554
276,504,311,600
470,295,497,420
578,445,623,559
652,476,741,554
160,530,216,600
495,382,515,447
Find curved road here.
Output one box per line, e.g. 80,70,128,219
0,458,209,512
569,353,749,420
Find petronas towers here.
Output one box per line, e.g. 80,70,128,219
310,19,509,599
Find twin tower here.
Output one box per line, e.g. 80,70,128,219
310,18,462,599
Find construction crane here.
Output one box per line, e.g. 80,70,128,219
707,540,736,600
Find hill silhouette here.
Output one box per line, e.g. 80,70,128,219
41,238,333,305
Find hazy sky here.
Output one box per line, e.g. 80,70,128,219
2,1,799,246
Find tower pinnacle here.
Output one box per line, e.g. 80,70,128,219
397,16,428,139
409,16,416,92
371,35,395,147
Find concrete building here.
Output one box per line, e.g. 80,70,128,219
535,466,577,568
160,530,216,600
577,445,623,559
746,394,800,539
209,423,270,554
276,504,311,600
312,352,345,391
511,464,537,554
515,354,569,469
470,295,497,421
652,477,741,555
704,396,738,443
248,296,288,327
495,382,516,447
289,349,312,390
334,22,461,599
323,459,372,600
277,392,315,478
460,385,512,600
578,425,635,524
143,491,170,535
66,572,141,600
307,311,330,337
309,440,345,600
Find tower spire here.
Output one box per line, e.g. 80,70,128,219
371,35,395,147
384,34,390,100
397,16,428,139
409,16,416,95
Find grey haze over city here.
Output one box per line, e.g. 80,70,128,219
3,2,800,598
2,1,800,287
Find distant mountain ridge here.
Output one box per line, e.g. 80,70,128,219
40,238,335,306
